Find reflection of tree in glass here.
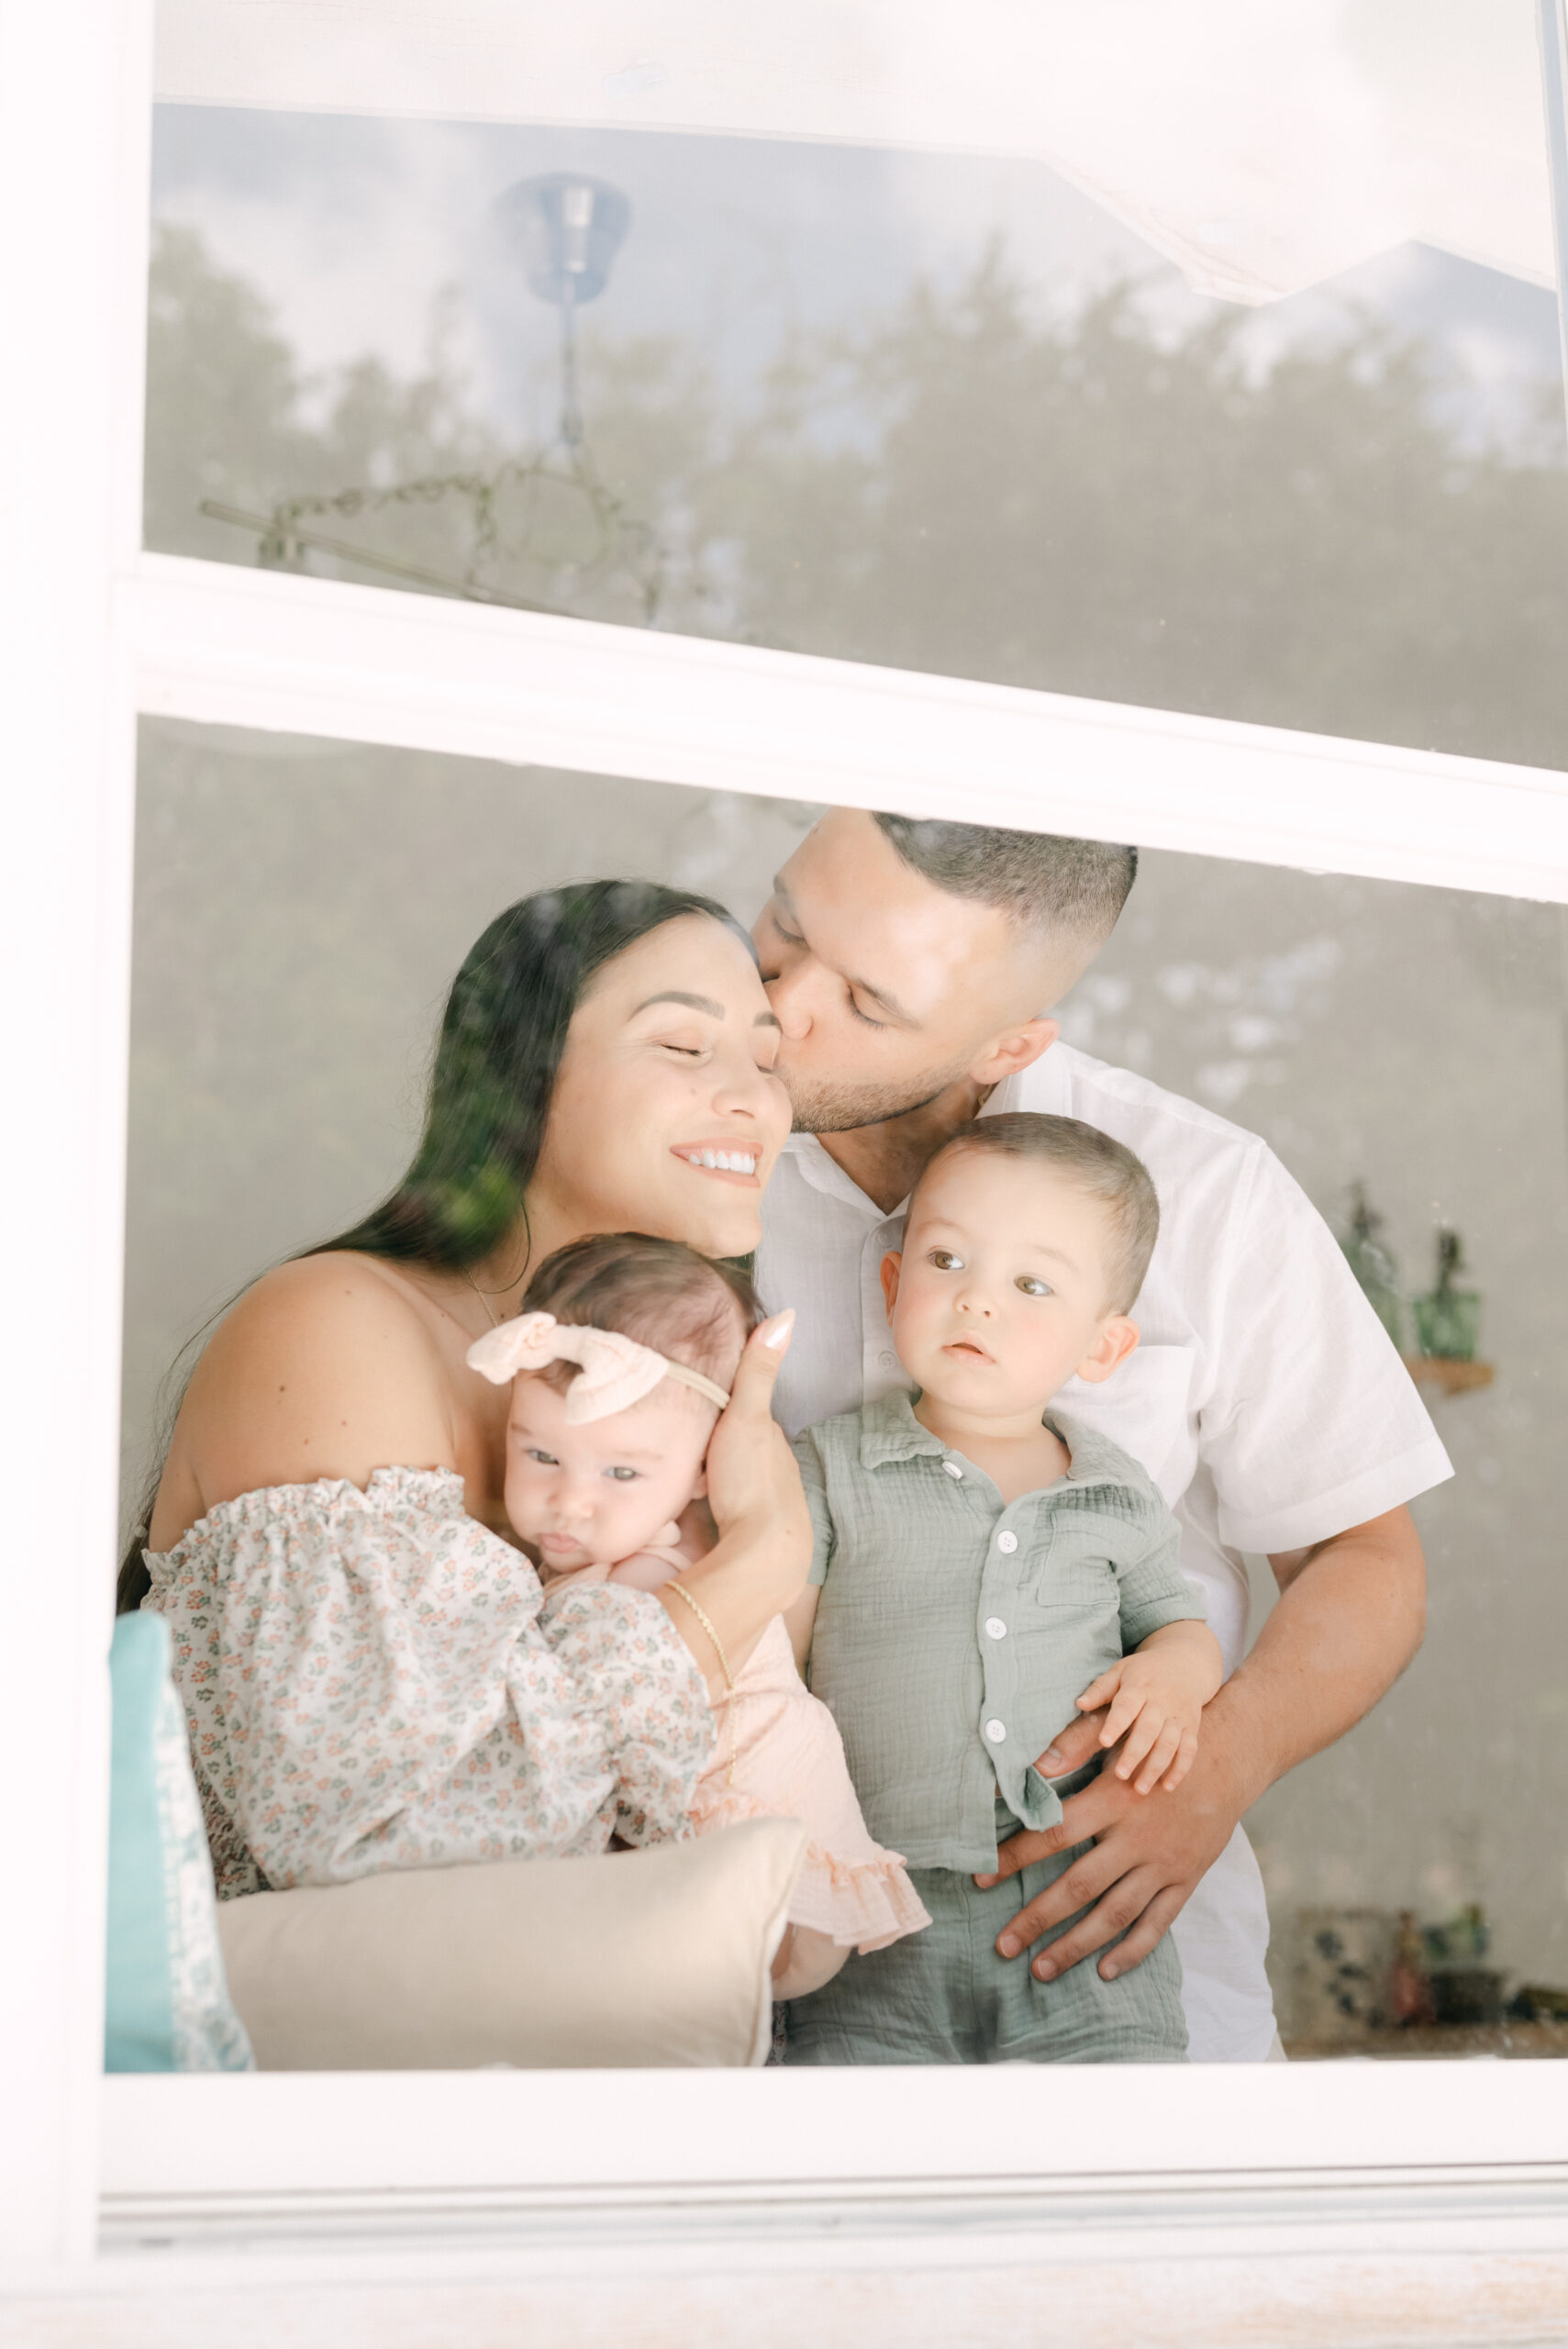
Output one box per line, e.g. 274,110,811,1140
146,225,1568,766
146,228,678,626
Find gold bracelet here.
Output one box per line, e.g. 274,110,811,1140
665,1580,739,1788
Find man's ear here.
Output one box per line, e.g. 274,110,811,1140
969,1016,1059,1088
880,1251,903,1317
1074,1313,1140,1386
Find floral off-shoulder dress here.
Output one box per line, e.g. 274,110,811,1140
142,1468,717,1899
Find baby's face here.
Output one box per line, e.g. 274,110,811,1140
504,1375,713,1573
885,1149,1136,1418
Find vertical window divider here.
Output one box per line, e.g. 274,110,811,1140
0,0,154,2271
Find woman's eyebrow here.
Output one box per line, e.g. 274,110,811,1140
633,990,725,1018
634,990,780,1031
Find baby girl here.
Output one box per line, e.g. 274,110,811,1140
467,1230,929,1997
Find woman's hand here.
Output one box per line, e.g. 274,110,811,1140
660,1311,811,1691
703,1311,802,1548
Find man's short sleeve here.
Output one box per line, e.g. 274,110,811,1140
1201,1147,1452,1555
792,1427,838,1587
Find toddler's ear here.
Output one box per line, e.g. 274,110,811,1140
1074,1314,1140,1386
880,1251,904,1316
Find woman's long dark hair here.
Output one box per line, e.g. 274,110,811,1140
117,878,751,1611
305,878,750,1272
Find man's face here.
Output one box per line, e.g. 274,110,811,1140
753,810,1065,1132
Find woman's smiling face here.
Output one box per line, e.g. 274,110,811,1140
529,914,791,1260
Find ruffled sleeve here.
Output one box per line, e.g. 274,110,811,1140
144,1469,715,1896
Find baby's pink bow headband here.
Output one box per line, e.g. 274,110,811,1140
466,1310,732,1424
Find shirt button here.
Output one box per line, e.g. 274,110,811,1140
984,1719,1007,1744
943,1460,963,1479
878,1351,897,1370
984,1617,1007,1641
996,1531,1018,1554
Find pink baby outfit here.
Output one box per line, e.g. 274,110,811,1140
543,1541,929,1954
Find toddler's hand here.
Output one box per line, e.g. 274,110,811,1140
1073,1623,1222,1795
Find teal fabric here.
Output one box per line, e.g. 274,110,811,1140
784,1831,1188,2065
796,1394,1205,1871
105,1613,253,2074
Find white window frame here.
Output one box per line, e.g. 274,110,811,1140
6,0,1568,2317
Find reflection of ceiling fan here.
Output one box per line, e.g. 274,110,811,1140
203,173,663,618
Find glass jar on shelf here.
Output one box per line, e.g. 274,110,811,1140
1412,1229,1481,1362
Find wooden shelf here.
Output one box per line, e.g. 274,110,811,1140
1284,2019,1568,2061
1403,1355,1495,1397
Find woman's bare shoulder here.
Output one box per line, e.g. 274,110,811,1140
196,1252,447,1381
165,1253,459,1521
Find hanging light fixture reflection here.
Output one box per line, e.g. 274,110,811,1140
495,174,631,448
201,172,660,618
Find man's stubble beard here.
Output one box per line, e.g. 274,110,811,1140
781,1059,975,1136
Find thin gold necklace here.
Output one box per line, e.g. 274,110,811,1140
464,1267,505,1331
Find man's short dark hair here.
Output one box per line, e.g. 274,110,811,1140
916,1112,1160,1314
873,814,1137,945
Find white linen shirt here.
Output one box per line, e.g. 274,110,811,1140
756,1042,1452,2062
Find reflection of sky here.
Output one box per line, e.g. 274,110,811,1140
151,106,1562,457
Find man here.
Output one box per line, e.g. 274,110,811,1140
753,807,1449,2063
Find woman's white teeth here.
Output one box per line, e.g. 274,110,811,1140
688,1149,755,1174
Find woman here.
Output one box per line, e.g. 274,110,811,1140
128,879,809,1898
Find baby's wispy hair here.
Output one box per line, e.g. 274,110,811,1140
520,1232,761,1408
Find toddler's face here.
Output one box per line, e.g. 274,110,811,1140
504,1375,713,1573
884,1149,1137,1417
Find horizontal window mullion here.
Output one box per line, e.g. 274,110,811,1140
124,553,1568,907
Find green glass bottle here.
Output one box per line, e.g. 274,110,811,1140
1340,1185,1406,1351
1412,1229,1481,1363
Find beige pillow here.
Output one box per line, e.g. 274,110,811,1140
217,1817,806,2070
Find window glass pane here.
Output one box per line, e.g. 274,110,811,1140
126,720,1568,2065
143,55,1568,768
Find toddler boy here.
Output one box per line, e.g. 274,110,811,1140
783,1112,1220,2065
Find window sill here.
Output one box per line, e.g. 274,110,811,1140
100,2063,1568,2257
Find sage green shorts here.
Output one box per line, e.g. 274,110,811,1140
782,1838,1188,2066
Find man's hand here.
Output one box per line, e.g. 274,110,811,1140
974,1703,1249,1980
978,1502,1426,1982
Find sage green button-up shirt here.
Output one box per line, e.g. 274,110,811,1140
795,1391,1206,1873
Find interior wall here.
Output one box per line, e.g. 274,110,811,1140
125,719,1568,1995
1058,855,1568,2006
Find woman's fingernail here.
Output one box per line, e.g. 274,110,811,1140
1102,1963,1119,1980
762,1309,795,1350
997,1933,1019,1958
1034,1959,1056,1982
